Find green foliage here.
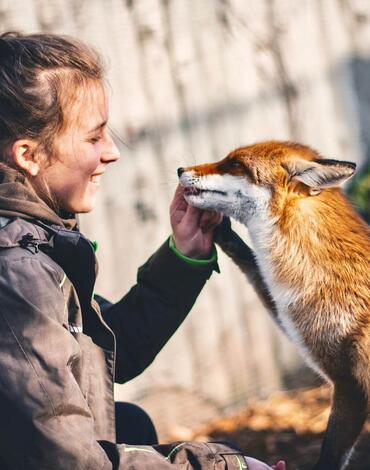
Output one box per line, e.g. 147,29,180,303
348,165,370,219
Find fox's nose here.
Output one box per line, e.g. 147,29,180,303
177,167,185,177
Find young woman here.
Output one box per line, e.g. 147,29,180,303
0,32,285,470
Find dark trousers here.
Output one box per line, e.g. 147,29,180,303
115,402,158,445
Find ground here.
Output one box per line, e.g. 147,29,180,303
190,386,370,470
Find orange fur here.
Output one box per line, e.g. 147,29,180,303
180,141,370,470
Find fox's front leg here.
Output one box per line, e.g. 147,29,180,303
214,217,277,317
313,379,368,470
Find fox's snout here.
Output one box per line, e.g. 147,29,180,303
177,167,185,177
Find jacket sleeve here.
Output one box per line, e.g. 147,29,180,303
0,257,244,470
100,238,218,383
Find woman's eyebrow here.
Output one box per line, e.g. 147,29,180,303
87,120,107,133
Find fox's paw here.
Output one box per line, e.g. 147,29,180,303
214,216,233,244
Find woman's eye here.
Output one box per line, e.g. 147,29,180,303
89,136,102,144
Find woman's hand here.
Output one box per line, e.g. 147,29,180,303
170,185,222,258
245,457,286,470
272,461,286,470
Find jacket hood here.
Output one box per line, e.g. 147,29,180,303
0,163,77,229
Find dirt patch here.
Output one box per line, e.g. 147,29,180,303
190,385,370,470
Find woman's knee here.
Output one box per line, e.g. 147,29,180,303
115,402,158,445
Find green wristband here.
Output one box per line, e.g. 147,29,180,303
169,236,218,266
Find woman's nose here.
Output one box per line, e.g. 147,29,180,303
102,134,120,163
177,167,184,177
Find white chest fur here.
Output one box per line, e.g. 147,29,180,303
246,212,327,377
262,263,329,377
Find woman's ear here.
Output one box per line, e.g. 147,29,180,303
11,140,41,176
283,158,356,191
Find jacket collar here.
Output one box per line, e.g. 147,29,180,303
0,163,77,230
0,216,97,302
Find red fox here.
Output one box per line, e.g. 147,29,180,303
177,141,370,470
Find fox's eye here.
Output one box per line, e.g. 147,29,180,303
230,160,242,168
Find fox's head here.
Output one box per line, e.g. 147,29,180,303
178,141,356,225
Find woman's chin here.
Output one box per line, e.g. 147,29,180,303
64,197,96,214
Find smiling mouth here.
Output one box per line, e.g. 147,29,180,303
184,187,227,197
90,174,103,184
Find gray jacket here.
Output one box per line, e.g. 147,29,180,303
0,211,245,469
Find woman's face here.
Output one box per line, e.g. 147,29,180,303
35,83,120,214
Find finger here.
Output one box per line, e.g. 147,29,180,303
244,456,273,469
170,196,187,218
170,184,186,209
199,210,223,231
199,210,218,226
214,212,223,226
182,204,203,227
170,185,188,219
174,183,185,197
272,461,286,470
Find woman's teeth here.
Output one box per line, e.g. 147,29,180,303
90,175,101,184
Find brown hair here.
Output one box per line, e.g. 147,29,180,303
0,32,105,164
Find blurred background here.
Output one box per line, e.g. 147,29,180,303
1,0,369,443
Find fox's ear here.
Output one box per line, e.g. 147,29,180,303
283,158,356,190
